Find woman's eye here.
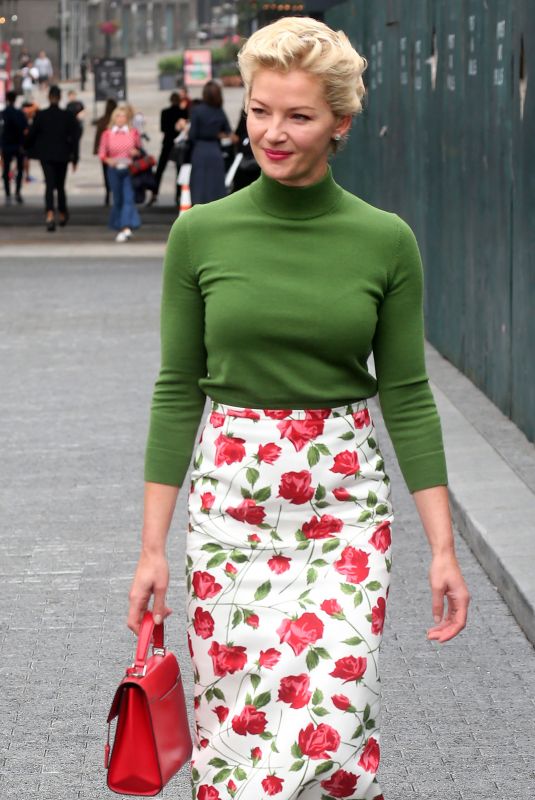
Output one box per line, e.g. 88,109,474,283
293,114,311,121
250,107,265,115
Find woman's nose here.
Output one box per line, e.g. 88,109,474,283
264,117,287,143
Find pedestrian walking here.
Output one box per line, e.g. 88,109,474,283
21,61,39,102
66,90,86,137
147,89,190,206
231,107,260,192
24,85,79,231
93,98,117,206
188,80,234,204
80,53,89,91
98,105,142,242
34,50,54,89
126,16,470,800
1,91,27,205
21,100,40,184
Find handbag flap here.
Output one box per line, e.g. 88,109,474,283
107,651,180,722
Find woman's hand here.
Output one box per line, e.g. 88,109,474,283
105,157,117,167
127,550,172,635
427,552,470,642
130,147,141,157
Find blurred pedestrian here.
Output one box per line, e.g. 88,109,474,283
24,85,80,231
80,53,89,91
93,98,117,206
21,61,39,102
231,107,260,192
1,91,28,205
34,50,54,89
188,80,235,204
147,89,190,206
21,100,40,183
66,90,86,137
98,105,142,242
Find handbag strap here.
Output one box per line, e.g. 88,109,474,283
128,611,165,676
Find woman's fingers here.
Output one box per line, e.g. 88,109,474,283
427,586,470,642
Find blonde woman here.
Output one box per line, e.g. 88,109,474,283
98,105,141,242
127,17,470,800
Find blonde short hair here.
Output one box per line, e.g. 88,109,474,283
238,16,367,119
108,105,130,128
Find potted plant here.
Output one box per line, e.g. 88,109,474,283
157,54,184,90
219,66,243,87
99,19,120,57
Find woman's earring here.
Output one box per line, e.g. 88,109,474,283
333,133,342,142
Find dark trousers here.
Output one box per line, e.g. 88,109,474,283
40,160,68,213
102,162,110,203
2,146,24,196
154,139,174,195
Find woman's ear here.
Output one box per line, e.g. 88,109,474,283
334,114,352,139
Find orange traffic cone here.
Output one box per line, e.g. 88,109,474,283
179,183,192,214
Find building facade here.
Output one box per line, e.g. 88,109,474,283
0,0,198,81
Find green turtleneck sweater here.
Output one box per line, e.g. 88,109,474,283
144,168,447,493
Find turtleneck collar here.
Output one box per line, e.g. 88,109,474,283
249,166,343,220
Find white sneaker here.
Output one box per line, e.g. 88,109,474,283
124,228,132,239
115,230,129,243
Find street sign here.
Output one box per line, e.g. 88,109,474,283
93,57,127,102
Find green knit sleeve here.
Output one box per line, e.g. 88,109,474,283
372,216,448,493
144,213,207,486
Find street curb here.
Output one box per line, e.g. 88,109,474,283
430,376,535,647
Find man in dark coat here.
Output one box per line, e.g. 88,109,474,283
1,91,28,204
24,85,80,231
147,90,191,205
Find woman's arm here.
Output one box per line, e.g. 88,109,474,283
412,486,470,643
127,482,179,634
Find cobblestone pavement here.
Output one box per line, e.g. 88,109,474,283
1,255,534,800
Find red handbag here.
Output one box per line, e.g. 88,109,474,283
105,611,192,796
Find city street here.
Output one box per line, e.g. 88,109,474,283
0,253,534,800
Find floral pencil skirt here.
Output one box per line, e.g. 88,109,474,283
186,399,394,800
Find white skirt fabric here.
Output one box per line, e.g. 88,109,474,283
186,399,393,800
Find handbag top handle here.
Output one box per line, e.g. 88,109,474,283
129,612,165,677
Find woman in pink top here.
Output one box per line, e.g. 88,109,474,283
98,106,141,242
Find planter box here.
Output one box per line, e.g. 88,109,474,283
158,73,177,90
221,75,243,87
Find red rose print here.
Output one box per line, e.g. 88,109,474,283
330,655,367,682
193,606,215,639
278,470,315,504
263,409,292,419
305,409,331,420
268,554,292,574
248,532,261,543
225,562,238,575
214,433,246,467
259,648,281,669
200,492,215,511
370,520,391,553
231,705,267,735
371,596,386,635
209,411,225,428
302,514,344,540
261,775,284,795
333,487,353,501
226,407,261,420
331,694,351,710
330,450,360,476
226,499,266,525
277,417,326,452
213,705,229,723
320,768,358,798
320,598,343,617
277,612,324,655
257,443,282,463
245,613,259,628
194,695,201,709
226,778,237,794
250,746,262,762
198,786,220,800
208,641,247,676
192,571,223,599
334,546,370,583
277,674,312,709
358,736,380,772
298,722,341,759
353,408,371,429
187,632,193,658
200,738,209,748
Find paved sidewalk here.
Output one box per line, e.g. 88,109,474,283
1,254,534,800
